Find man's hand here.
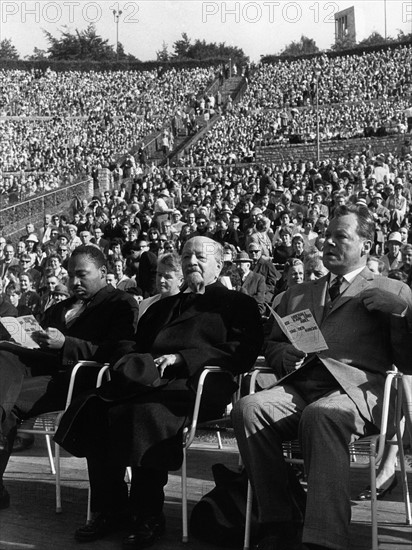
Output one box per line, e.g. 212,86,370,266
154,353,183,377
282,345,307,373
360,288,407,316
32,328,66,350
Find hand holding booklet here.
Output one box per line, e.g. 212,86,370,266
267,305,328,354
0,315,44,349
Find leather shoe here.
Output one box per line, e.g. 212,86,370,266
75,511,130,542
0,433,9,453
13,435,35,453
355,474,398,501
0,485,10,510
123,513,166,549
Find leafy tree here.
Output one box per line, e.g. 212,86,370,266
330,35,357,52
358,31,390,47
26,47,48,61
173,33,191,59
156,41,169,62
44,24,135,61
0,38,19,60
280,35,319,57
172,33,248,65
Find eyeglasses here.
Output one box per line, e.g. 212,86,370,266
249,250,260,254
21,260,31,263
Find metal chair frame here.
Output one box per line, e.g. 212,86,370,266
243,366,412,550
16,360,110,513
181,366,239,543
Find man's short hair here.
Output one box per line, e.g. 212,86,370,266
333,204,375,242
70,245,106,268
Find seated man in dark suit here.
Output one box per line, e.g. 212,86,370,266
0,245,139,509
233,204,412,550
55,236,263,547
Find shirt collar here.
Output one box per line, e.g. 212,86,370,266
330,265,365,285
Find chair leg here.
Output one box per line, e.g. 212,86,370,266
87,487,92,522
55,442,62,513
216,430,223,449
243,480,253,550
45,434,56,475
182,447,188,543
370,445,378,550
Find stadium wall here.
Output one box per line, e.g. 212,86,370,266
0,178,94,243
255,135,409,163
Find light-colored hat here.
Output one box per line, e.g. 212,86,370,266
234,251,252,263
388,232,403,245
26,234,39,243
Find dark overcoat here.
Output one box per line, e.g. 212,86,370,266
55,282,263,470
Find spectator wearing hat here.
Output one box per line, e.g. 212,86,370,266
25,234,40,266
170,210,185,237
234,251,267,316
248,243,280,306
381,232,404,274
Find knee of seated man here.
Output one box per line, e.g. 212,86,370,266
300,399,351,429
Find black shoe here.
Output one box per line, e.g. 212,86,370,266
123,514,166,549
0,433,8,453
355,474,398,501
13,435,35,453
0,485,10,510
254,522,302,550
75,511,130,542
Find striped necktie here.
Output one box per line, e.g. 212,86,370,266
329,275,343,302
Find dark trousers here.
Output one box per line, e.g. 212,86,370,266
0,349,67,483
87,447,168,518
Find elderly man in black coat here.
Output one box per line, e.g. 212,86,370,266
56,236,263,548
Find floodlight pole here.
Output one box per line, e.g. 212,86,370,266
315,68,321,163
113,9,123,62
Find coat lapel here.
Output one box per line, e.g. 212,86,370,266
311,276,328,325
324,267,374,318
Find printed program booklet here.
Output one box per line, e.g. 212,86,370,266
268,306,328,354
0,315,42,349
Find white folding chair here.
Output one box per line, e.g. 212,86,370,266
17,360,110,513
181,366,239,543
243,367,412,550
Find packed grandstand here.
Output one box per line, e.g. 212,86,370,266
1,40,412,315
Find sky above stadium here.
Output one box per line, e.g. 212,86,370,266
1,1,412,62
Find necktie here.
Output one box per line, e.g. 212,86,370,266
329,275,343,302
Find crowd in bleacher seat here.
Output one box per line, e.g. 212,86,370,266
247,46,412,109
0,67,215,118
1,136,412,324
0,66,216,203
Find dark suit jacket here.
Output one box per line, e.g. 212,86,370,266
253,258,280,302
239,271,266,315
44,284,139,369
266,267,412,429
